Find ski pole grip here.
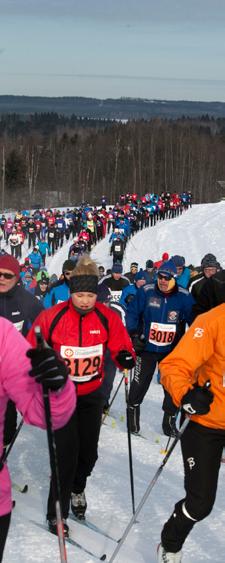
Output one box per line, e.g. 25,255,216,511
34,326,49,395
34,326,47,350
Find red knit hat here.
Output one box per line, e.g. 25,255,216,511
162,252,169,261
0,254,20,279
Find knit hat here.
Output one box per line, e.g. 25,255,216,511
36,270,49,283
62,259,76,273
162,252,169,261
157,259,177,278
201,253,218,269
171,255,185,267
97,283,111,303
146,259,154,269
0,254,20,279
70,275,98,294
134,268,147,282
112,263,123,274
130,262,138,268
70,254,99,294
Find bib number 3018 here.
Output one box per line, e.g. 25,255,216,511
149,322,176,346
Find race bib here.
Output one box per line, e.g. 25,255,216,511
110,290,122,302
49,232,54,238
60,344,103,383
114,245,121,252
149,322,176,346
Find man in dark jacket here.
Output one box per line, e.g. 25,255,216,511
188,253,220,300
192,269,225,319
99,263,129,302
0,254,43,448
124,262,139,283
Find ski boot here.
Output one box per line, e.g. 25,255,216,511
48,518,69,538
157,543,182,562
71,491,87,520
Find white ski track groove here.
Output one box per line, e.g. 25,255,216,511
30,520,103,560
68,513,119,543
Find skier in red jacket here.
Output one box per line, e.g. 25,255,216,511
27,254,136,536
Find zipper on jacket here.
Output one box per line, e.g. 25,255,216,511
79,315,83,346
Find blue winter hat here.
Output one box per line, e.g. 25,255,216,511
171,255,185,267
134,268,147,282
97,283,111,303
112,263,123,274
157,259,177,278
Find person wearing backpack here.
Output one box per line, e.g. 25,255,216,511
27,254,135,536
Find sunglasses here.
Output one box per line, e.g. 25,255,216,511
0,271,16,280
158,273,172,281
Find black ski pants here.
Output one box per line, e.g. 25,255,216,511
161,421,225,552
128,351,177,414
47,390,104,520
0,513,11,562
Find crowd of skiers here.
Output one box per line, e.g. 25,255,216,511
1,189,225,563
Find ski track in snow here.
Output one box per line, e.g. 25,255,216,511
4,202,225,563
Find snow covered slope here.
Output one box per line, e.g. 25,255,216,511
4,202,225,563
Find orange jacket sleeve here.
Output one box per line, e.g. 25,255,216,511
160,310,215,408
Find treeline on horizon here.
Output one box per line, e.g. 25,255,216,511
0,112,225,210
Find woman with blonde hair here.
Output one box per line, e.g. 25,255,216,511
28,254,135,535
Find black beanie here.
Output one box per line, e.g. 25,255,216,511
62,259,76,273
70,275,98,294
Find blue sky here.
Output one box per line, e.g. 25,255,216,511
1,0,225,101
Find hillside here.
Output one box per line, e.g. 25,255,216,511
1,95,225,119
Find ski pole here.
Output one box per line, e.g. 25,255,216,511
160,435,171,455
124,369,136,515
107,416,190,563
101,373,125,424
35,326,68,563
0,418,24,470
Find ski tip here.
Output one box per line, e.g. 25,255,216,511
100,555,107,561
22,484,28,493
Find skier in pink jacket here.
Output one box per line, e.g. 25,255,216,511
0,316,76,561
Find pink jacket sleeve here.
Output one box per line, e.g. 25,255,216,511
0,318,76,433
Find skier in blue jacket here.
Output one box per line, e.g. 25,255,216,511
126,259,195,437
28,247,42,274
43,259,75,308
37,238,51,266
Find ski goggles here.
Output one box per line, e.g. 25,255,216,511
0,271,16,279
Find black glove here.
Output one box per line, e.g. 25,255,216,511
116,350,136,369
131,334,146,355
27,348,69,391
181,385,213,415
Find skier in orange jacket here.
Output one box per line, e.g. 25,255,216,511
157,304,225,562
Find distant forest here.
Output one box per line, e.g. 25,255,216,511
1,112,225,210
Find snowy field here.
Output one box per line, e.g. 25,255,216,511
4,201,225,562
